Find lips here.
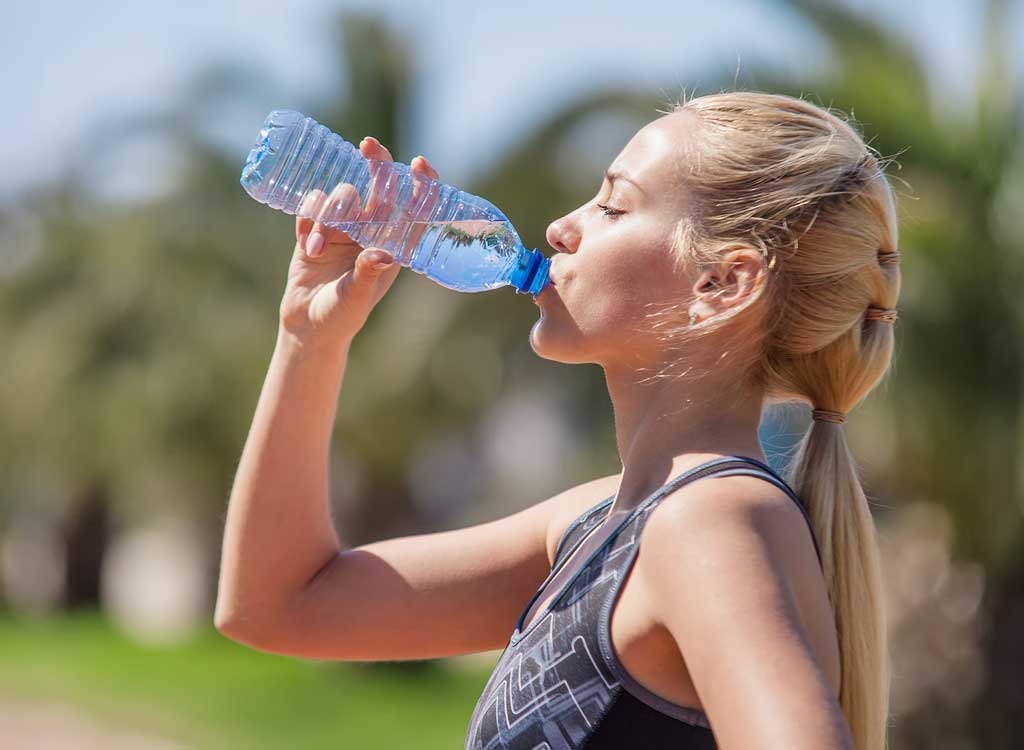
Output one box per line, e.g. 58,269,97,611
533,265,557,303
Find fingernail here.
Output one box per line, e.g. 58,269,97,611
307,232,324,257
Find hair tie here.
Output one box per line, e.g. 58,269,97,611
865,306,898,322
812,408,846,424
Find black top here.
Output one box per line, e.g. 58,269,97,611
464,455,822,750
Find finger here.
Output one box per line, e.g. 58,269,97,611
313,137,391,238
359,136,399,221
359,135,393,162
360,247,395,273
409,154,440,216
319,182,362,226
405,168,442,253
296,189,328,248
338,246,398,305
307,183,361,257
362,162,399,222
411,155,439,181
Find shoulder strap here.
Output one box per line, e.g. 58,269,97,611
552,495,615,567
668,456,824,570
552,456,822,571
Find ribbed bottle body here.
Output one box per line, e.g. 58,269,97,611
241,110,550,296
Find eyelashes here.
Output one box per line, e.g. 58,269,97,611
595,203,624,218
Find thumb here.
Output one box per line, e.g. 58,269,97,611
360,248,395,275
342,248,396,297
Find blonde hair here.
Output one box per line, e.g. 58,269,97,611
650,90,899,750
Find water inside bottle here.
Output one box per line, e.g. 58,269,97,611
334,218,522,291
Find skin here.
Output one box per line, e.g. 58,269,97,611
217,116,851,749
535,109,772,514
531,109,851,748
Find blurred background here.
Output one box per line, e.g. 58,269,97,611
0,0,1021,747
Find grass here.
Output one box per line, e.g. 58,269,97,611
0,610,497,749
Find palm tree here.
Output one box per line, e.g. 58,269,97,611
0,10,652,615
2,4,1020,744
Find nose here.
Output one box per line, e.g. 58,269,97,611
546,214,580,254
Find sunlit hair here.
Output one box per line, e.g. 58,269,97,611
648,90,901,750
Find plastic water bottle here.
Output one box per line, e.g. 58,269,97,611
240,109,551,297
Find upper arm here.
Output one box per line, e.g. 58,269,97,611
225,473,620,662
638,477,851,750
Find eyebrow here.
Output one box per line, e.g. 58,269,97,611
604,169,646,195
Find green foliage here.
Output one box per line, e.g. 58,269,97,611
0,4,1022,744
0,0,1019,713
1,0,1020,560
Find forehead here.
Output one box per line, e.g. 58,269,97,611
611,110,699,194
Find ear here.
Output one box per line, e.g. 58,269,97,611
716,247,766,303
689,247,766,318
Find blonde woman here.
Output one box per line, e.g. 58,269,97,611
216,90,899,750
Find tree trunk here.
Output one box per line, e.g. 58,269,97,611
970,548,1024,748
60,479,112,611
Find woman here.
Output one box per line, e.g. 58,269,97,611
215,90,899,750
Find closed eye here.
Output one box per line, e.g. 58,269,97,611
596,203,624,218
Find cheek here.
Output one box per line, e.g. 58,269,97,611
589,253,676,320
556,230,680,335
569,271,651,338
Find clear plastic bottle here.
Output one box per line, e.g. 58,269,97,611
240,109,551,297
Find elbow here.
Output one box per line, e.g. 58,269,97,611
213,602,292,654
213,602,262,643
213,606,233,635
213,602,246,638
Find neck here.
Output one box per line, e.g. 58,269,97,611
602,361,767,516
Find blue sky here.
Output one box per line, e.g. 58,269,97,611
2,0,1020,203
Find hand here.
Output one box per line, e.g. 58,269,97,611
278,136,441,346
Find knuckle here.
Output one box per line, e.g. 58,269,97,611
324,184,361,223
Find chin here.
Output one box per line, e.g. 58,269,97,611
528,316,596,365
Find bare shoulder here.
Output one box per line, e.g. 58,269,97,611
636,473,840,699
542,471,622,566
640,473,820,576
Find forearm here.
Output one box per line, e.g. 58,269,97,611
215,326,353,632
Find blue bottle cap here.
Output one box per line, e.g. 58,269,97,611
510,248,552,297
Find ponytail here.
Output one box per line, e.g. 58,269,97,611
789,419,891,749
659,90,902,748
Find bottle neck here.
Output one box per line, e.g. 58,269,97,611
510,247,551,296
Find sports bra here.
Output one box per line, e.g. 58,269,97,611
464,454,823,749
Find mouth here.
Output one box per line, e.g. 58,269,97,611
533,279,555,304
